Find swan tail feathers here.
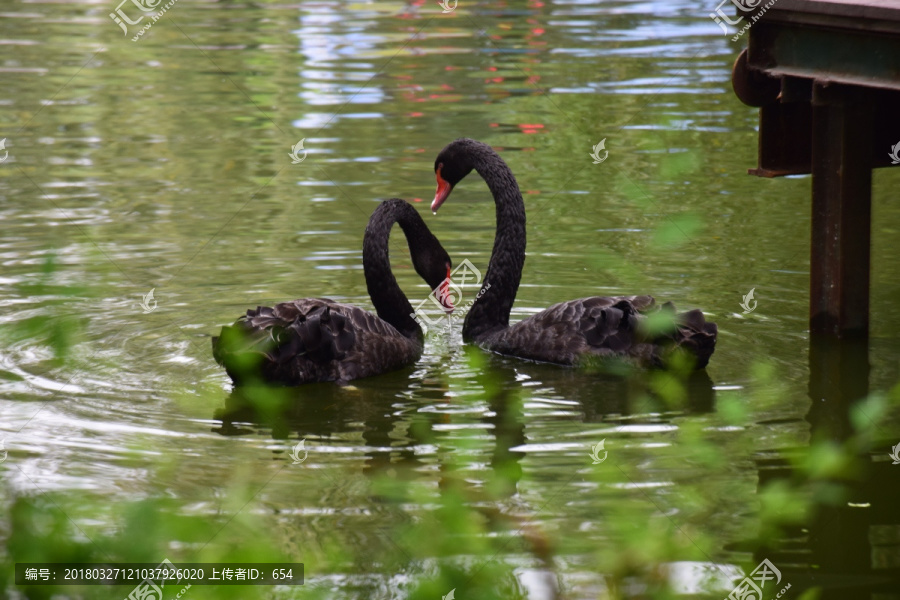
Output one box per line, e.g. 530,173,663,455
666,308,717,369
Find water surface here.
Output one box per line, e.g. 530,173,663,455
1,0,899,598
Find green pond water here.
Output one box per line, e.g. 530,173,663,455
1,0,899,598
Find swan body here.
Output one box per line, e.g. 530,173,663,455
477,295,715,368
213,299,426,385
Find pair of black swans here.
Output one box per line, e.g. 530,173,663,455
212,139,717,386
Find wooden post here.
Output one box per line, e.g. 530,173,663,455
809,82,872,339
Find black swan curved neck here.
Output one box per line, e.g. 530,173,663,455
460,142,526,341
363,199,433,340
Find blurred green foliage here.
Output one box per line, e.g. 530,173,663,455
2,334,897,599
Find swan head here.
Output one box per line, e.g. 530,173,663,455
431,138,478,212
412,237,454,313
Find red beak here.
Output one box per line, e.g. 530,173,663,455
432,168,452,213
437,266,454,313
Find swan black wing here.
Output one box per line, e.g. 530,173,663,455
483,295,716,368
212,298,421,385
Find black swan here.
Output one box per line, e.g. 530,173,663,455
430,138,717,369
212,198,452,385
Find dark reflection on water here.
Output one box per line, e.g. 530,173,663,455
736,337,900,599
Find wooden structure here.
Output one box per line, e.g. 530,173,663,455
730,0,900,340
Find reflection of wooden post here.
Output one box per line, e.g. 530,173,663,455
807,336,869,446
756,334,875,590
810,83,872,339
806,334,872,585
